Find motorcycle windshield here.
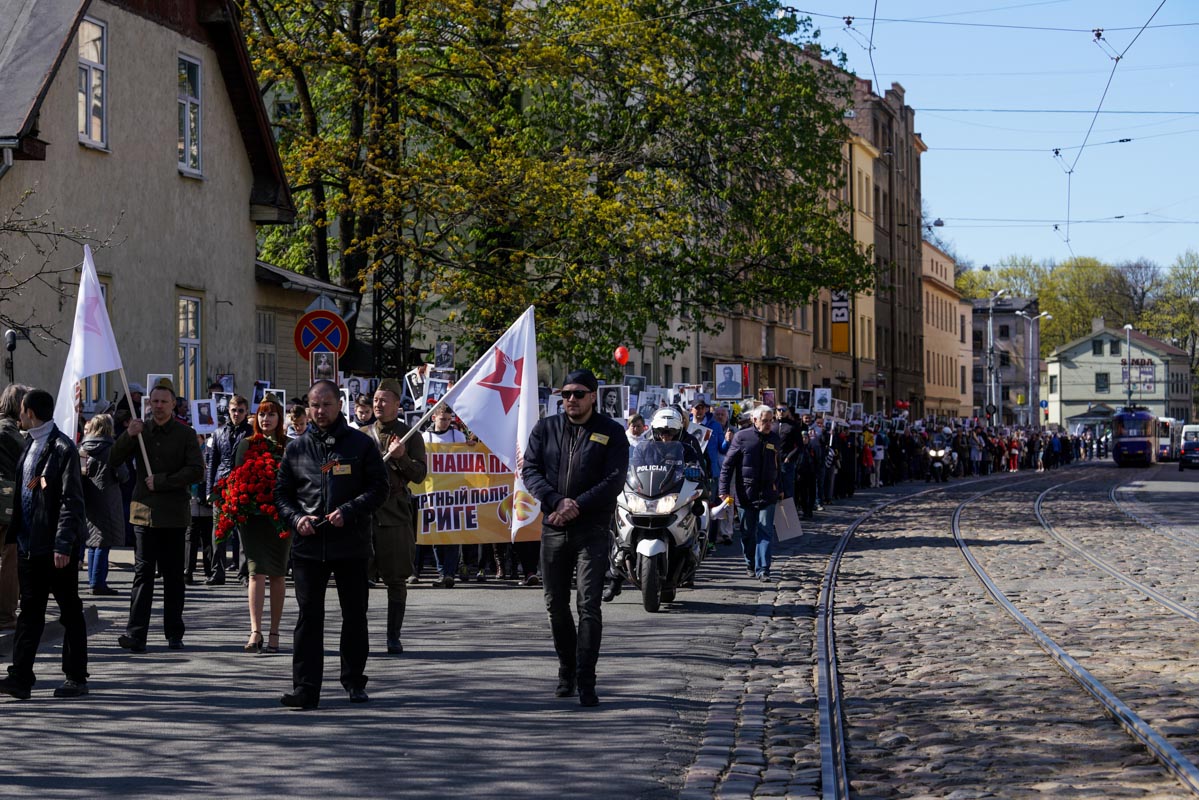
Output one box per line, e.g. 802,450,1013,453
626,441,686,497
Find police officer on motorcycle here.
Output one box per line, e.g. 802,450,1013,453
603,408,707,602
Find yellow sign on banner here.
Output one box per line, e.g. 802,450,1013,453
410,442,542,545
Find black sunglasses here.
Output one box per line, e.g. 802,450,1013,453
560,390,590,400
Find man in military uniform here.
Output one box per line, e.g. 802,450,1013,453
365,379,426,654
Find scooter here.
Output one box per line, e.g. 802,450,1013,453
612,440,708,612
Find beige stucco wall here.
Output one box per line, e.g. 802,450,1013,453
0,1,258,404
958,299,975,417
921,242,961,416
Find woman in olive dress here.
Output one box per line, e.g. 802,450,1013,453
234,396,291,653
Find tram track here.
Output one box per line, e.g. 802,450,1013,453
1033,478,1199,623
815,465,1194,798
956,477,1199,795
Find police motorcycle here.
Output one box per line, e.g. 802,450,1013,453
925,430,953,483
610,408,709,612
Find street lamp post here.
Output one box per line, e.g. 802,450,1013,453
986,289,1007,424
1016,310,1051,428
1123,323,1134,408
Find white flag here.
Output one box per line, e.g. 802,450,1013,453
55,245,123,441
436,306,540,537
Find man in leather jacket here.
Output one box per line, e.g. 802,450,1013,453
523,369,629,707
719,405,781,582
0,389,89,699
274,380,388,709
206,394,251,584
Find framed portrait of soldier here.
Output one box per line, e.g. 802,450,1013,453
210,392,232,426
833,398,848,422
140,397,151,420
598,386,627,420
310,352,338,386
215,374,235,394
812,387,832,415
714,363,743,400
796,389,812,416
253,380,272,406
424,377,449,408
622,375,645,414
343,375,366,400
434,340,455,370
191,399,217,434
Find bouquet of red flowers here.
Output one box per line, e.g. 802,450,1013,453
213,437,288,541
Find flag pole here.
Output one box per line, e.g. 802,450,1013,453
116,367,152,466
397,400,443,445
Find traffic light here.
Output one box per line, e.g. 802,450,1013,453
1043,409,1049,422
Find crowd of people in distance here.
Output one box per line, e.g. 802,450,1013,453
0,367,1103,708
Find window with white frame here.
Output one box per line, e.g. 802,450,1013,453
177,56,202,172
178,295,202,401
78,18,106,145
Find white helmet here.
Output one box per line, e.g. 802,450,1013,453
650,407,685,439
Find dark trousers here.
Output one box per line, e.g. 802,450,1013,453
185,515,219,579
9,553,88,688
541,525,606,689
126,526,186,643
211,528,241,576
797,471,817,518
292,557,369,699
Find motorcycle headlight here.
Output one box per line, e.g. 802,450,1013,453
623,495,648,513
654,494,680,514
936,449,945,457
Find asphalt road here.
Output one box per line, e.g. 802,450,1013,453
0,544,758,799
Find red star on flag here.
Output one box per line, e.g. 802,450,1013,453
476,348,523,414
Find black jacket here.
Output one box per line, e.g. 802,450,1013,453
719,426,781,509
274,415,388,561
9,424,86,557
523,411,629,531
207,419,251,498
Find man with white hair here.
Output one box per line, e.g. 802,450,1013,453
718,404,781,582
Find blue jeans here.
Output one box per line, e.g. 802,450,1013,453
739,505,776,577
87,547,110,588
433,545,459,578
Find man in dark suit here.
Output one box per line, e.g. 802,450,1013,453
0,389,89,699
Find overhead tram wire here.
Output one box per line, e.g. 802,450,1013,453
1063,0,1169,251
794,8,1197,34
932,127,1199,154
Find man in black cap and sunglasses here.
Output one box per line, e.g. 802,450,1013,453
523,369,629,707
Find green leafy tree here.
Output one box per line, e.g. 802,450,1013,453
242,0,871,372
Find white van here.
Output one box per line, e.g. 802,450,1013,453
1180,424,1199,471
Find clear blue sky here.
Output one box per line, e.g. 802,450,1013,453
794,1,1197,269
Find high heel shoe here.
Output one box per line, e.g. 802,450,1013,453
266,630,280,654
244,631,263,653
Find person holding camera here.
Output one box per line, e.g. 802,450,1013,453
273,380,388,710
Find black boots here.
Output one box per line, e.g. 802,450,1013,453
386,600,405,654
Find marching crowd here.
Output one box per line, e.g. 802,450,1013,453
0,369,1096,708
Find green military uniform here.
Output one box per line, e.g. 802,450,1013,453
366,414,426,653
